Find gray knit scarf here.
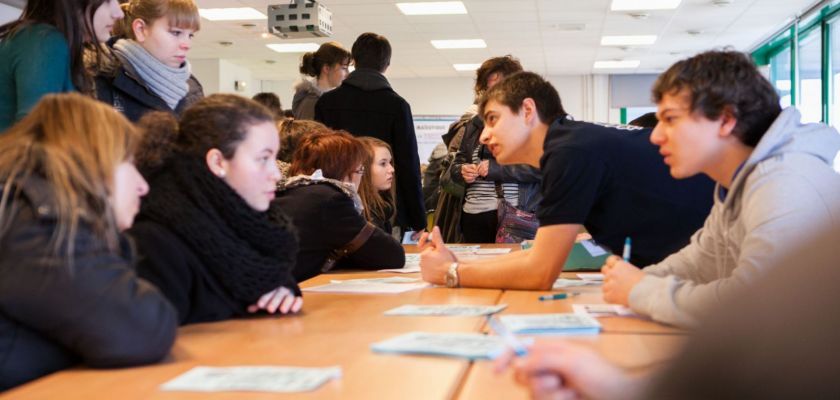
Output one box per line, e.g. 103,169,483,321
112,39,190,110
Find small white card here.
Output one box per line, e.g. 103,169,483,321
384,304,507,317
499,313,601,335
553,278,600,289
304,281,429,294
371,332,506,360
330,277,420,284
576,273,605,281
572,304,636,317
474,248,513,255
160,366,341,393
579,240,608,257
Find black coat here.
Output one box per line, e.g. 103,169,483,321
94,65,204,123
275,182,405,282
0,177,177,390
314,69,426,231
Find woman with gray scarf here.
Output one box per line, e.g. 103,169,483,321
94,0,204,122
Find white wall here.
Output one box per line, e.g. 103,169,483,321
0,3,20,25
191,59,259,98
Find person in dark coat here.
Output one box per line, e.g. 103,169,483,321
129,94,301,325
94,0,204,122
0,93,177,390
315,32,426,234
275,131,405,282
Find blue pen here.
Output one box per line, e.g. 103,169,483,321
487,316,528,356
538,292,581,301
622,237,632,262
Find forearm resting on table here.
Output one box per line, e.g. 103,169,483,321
458,224,579,290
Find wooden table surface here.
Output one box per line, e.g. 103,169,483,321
3,245,687,399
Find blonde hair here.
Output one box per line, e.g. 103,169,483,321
114,0,201,40
276,119,330,162
357,137,396,226
0,93,140,259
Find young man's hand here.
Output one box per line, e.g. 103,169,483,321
418,226,457,285
601,255,645,306
461,164,479,183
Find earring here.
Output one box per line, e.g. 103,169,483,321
218,170,226,178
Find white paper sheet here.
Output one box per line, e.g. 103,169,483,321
160,366,341,393
576,273,605,281
371,332,506,360
384,304,507,317
553,278,601,289
499,313,601,335
572,304,637,317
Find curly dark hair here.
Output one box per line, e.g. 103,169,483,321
652,50,781,147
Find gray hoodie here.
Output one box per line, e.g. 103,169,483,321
291,79,323,120
629,107,840,327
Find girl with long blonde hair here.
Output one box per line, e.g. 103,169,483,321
0,93,177,390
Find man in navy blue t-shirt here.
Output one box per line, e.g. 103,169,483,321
418,72,713,290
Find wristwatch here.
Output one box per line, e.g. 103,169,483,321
445,262,460,288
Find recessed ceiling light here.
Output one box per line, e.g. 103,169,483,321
453,63,481,71
601,35,657,46
593,60,641,69
266,43,320,53
431,39,486,49
397,1,467,15
199,7,266,21
610,0,681,11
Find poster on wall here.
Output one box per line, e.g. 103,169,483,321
413,115,459,163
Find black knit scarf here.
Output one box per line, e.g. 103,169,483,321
138,156,301,305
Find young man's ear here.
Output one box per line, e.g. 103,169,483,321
205,148,228,179
718,106,738,138
521,98,538,126
131,18,148,42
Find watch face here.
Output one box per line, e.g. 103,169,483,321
445,273,456,288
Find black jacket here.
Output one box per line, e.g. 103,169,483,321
0,177,177,390
314,68,426,231
275,182,405,282
94,63,204,123
129,157,300,325
451,115,543,212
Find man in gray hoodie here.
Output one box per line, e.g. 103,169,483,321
602,50,840,327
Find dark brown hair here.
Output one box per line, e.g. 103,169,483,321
0,0,111,93
478,71,566,124
137,94,275,165
475,55,523,98
351,32,391,72
252,92,283,119
288,131,367,181
276,119,330,162
299,41,351,77
652,50,781,147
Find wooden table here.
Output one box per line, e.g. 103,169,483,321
3,245,686,399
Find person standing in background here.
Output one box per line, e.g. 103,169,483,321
316,32,427,236
293,42,350,120
0,0,124,131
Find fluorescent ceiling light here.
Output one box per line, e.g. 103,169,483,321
593,60,641,69
266,43,320,53
199,7,266,21
397,1,467,15
610,0,681,11
431,39,486,49
453,63,481,71
601,35,657,46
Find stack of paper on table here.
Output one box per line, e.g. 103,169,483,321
499,313,601,335
160,366,341,393
384,304,507,317
371,332,506,360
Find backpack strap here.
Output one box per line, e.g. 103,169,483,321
321,222,377,272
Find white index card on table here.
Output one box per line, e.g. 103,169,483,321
304,281,429,294
160,366,342,393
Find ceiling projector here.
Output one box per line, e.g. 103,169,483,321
268,0,333,39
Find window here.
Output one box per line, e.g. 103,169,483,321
769,46,793,107
798,31,823,123
831,21,840,126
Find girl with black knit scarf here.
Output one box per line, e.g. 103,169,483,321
128,94,301,325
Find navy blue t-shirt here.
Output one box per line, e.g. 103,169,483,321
537,118,714,266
